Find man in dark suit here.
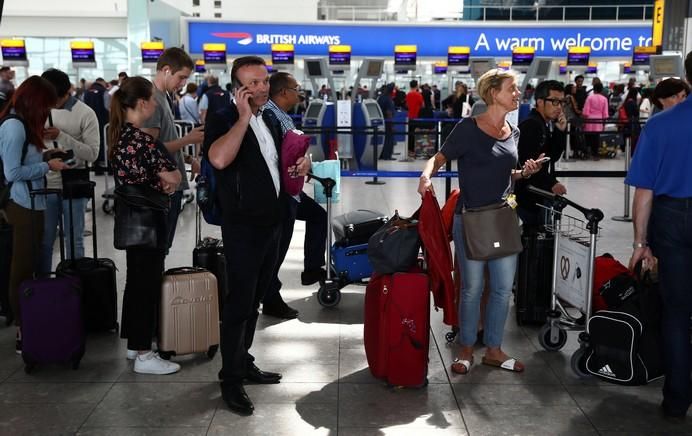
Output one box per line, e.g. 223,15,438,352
204,56,285,416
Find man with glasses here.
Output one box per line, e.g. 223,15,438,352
261,72,327,319
515,80,568,230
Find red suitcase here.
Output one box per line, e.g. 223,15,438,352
364,271,430,387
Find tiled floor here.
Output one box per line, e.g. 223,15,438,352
1,144,690,435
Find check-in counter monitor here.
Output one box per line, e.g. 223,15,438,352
352,98,384,169
303,100,334,162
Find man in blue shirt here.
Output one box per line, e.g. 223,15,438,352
627,50,692,420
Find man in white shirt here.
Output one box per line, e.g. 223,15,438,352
205,56,294,416
39,68,100,272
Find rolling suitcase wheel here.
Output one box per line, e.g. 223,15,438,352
207,344,219,359
102,200,113,214
445,329,457,344
158,351,174,361
317,281,342,308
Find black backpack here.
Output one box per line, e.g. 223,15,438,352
0,115,30,209
203,86,231,123
582,267,663,385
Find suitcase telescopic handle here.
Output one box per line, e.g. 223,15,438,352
165,266,208,275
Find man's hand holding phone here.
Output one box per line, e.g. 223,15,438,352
184,125,205,145
235,85,254,120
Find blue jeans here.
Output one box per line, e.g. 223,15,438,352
453,213,518,348
650,195,692,415
41,195,88,273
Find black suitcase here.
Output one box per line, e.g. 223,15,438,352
0,217,13,325
192,206,228,313
332,209,388,247
515,230,554,325
56,181,119,333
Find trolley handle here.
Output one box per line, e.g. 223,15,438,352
527,185,604,229
307,172,336,198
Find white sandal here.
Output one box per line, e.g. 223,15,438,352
451,357,473,375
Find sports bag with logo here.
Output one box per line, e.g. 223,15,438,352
582,265,663,385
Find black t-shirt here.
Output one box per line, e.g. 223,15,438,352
440,118,519,212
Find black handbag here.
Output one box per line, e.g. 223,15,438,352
367,210,421,275
113,184,170,250
461,202,522,261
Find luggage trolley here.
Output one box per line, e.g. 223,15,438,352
527,186,604,375
306,173,343,307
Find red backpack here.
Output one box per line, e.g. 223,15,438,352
592,254,636,312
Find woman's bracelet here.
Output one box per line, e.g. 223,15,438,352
520,169,531,179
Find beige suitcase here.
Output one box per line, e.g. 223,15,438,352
159,267,220,359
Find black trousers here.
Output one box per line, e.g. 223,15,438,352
220,221,281,383
407,120,418,155
380,120,395,160
585,132,600,156
264,192,327,305
121,246,166,350
297,191,327,273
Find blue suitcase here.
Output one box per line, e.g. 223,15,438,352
332,243,372,283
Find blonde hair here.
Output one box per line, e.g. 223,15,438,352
476,69,517,105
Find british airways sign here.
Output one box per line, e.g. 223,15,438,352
187,21,652,58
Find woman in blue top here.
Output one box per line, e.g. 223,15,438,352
418,69,543,375
0,75,69,352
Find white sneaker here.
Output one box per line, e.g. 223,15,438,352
133,351,181,375
126,342,157,360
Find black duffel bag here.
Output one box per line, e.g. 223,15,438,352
113,184,170,250
367,210,420,275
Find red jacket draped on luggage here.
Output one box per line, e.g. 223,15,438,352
418,191,457,326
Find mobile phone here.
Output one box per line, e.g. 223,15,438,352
50,149,74,161
233,80,254,105
536,156,551,164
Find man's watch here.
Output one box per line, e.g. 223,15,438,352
632,242,648,249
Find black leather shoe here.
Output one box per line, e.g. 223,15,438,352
301,268,327,286
262,300,298,319
245,363,281,384
221,383,254,415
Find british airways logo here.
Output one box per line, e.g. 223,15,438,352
212,32,253,45
211,31,341,46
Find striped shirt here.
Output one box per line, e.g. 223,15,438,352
264,99,296,135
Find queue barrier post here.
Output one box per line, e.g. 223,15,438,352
365,125,385,185
611,135,632,223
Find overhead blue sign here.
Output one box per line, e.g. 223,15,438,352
187,21,652,58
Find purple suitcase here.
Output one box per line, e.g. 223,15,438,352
19,275,85,371
19,188,85,373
